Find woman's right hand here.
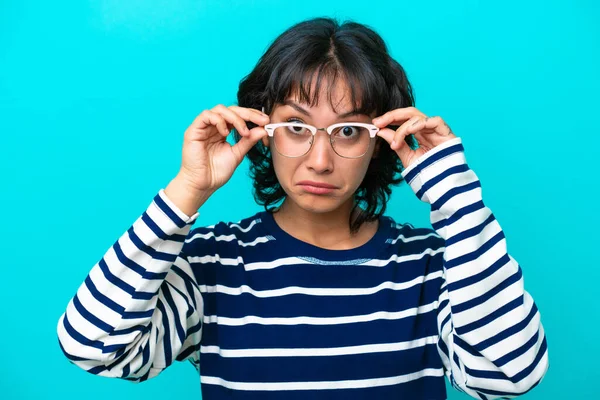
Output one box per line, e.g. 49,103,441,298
177,105,269,194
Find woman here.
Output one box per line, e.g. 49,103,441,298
57,17,548,399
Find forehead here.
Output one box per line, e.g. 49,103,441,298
283,77,361,115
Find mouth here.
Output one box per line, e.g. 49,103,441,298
297,180,338,195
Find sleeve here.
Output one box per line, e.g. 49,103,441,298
56,189,205,382
400,137,549,399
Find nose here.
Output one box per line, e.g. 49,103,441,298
305,129,334,174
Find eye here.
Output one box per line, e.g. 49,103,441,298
287,125,307,134
285,118,310,135
333,125,361,139
341,126,358,137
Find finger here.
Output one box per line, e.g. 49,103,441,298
424,116,453,136
377,127,416,149
372,107,425,128
231,127,268,162
198,110,229,137
236,106,270,119
228,105,270,126
213,104,251,136
404,116,428,136
392,116,423,150
375,127,396,145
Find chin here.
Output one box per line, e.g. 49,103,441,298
292,193,350,214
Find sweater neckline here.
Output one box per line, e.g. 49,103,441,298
258,209,392,261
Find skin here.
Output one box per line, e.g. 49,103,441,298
262,80,381,250
259,79,457,251
166,78,457,252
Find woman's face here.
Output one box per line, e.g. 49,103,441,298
262,80,377,215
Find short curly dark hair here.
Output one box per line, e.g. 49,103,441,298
235,17,415,234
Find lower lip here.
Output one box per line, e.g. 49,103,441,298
299,185,336,195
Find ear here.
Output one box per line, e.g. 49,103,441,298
261,135,269,147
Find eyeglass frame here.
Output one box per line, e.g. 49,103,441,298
264,122,382,159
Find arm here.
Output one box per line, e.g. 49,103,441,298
56,189,204,382
401,137,549,399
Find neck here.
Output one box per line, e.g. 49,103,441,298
272,198,376,250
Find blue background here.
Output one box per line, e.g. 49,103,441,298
1,1,598,398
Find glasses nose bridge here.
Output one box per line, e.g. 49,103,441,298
308,126,334,154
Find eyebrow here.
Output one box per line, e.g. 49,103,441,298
282,100,363,119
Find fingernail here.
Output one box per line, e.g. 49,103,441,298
391,140,396,148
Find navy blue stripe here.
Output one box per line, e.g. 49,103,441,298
111,324,147,336
448,253,510,292
73,294,114,333
445,230,505,270
437,335,449,359
440,310,451,334
139,368,151,381
200,310,439,349
466,339,546,396
509,335,547,383
98,258,155,300
432,200,485,231
127,225,179,262
472,303,539,352
431,180,482,212
451,334,481,358
162,282,187,345
416,164,470,199
87,365,108,375
445,213,496,247
494,330,539,367
154,193,188,228
141,212,169,239
113,240,168,280
85,276,124,314
57,338,91,362
62,314,104,350
194,259,444,293
403,142,464,184
456,296,522,335
122,308,154,319
142,329,150,366
187,320,202,336
177,343,199,362
171,264,199,310
156,301,172,367
201,344,443,383
452,268,522,314
202,276,442,319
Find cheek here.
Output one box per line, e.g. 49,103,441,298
271,154,297,188
347,158,373,186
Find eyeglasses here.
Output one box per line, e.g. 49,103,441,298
264,122,380,158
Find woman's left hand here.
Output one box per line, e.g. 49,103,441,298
373,107,457,169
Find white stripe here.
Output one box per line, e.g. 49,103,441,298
188,255,246,266
388,231,441,245
189,248,445,271
202,301,437,326
361,247,444,267
230,219,259,232
200,335,438,358
199,270,443,298
200,368,444,391
185,232,272,247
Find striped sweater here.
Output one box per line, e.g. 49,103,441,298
57,137,549,399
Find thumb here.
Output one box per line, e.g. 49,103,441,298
231,127,267,161
376,127,412,162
